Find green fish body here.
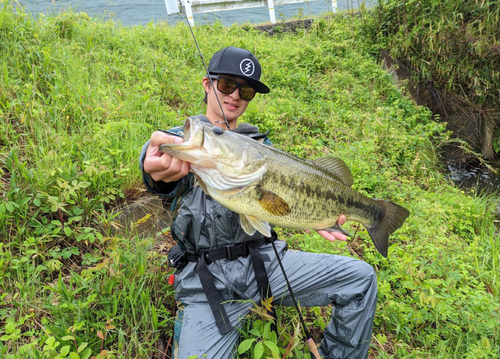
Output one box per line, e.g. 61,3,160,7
160,117,409,257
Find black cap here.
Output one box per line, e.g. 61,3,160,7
207,46,270,94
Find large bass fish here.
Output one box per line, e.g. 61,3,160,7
160,117,409,257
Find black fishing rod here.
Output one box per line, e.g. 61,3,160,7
163,1,321,357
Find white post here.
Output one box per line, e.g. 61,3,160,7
267,0,276,24
165,0,180,14
331,0,337,12
183,0,195,25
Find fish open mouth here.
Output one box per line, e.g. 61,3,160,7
159,118,207,163
182,117,205,147
183,118,192,140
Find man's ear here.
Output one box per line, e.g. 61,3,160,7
202,76,211,92
202,77,211,104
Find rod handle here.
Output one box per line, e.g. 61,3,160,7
307,338,322,359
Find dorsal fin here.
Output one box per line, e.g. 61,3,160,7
312,157,353,187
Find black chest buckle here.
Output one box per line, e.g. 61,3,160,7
226,243,250,260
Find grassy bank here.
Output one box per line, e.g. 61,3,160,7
0,2,499,358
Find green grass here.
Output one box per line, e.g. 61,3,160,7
1,1,499,358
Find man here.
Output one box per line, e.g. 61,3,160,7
140,46,377,358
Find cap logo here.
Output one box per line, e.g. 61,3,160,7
240,59,255,77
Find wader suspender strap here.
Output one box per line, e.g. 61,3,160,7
249,246,277,333
197,253,233,335
194,241,276,335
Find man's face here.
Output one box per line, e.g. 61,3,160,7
203,75,253,129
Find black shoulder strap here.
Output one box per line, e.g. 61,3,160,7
232,123,270,141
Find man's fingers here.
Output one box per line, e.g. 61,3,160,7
317,215,348,242
330,231,348,241
149,156,190,182
317,229,348,242
144,147,172,174
150,131,183,148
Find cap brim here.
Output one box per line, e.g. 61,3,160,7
209,71,270,94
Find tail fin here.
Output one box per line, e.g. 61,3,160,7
365,200,409,257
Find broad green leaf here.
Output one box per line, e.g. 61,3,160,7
77,342,88,353
64,226,72,237
5,202,13,213
80,347,92,359
238,338,255,354
376,333,387,346
263,321,271,338
249,328,260,336
264,340,280,355
5,322,16,334
60,345,70,356
254,341,264,359
46,336,56,346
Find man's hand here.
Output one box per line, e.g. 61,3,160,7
316,215,347,242
143,131,190,183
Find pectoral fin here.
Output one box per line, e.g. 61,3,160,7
256,187,291,216
240,214,272,237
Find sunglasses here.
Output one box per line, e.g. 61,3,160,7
209,75,257,101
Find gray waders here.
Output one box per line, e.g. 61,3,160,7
170,241,377,359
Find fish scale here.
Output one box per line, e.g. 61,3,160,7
236,143,381,227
